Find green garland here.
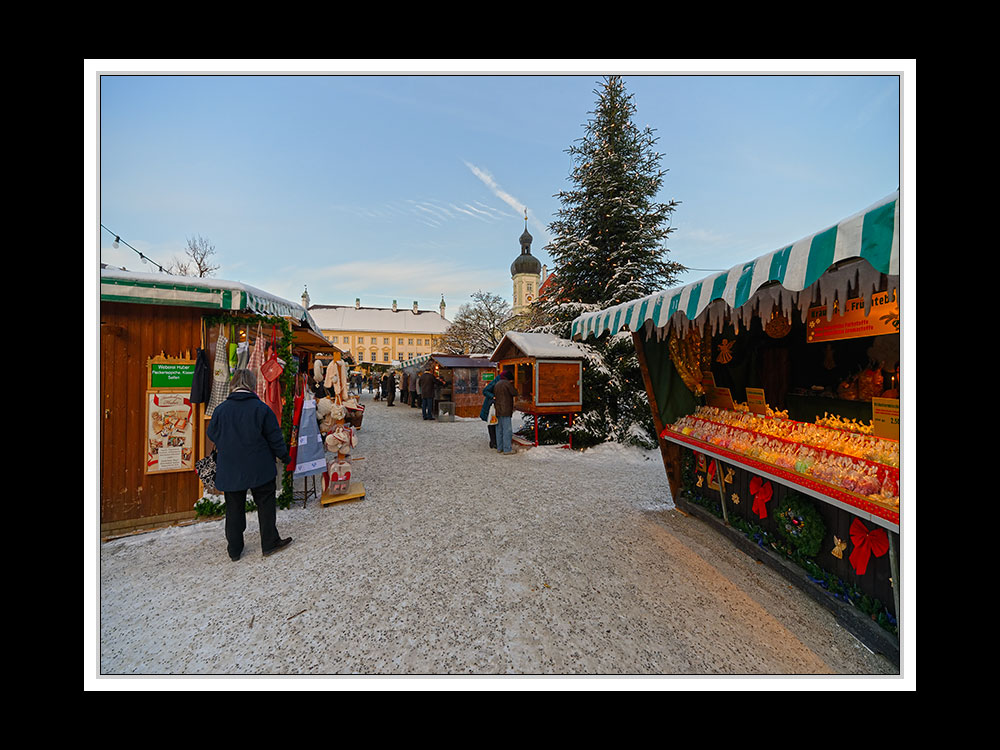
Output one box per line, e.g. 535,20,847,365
678,451,897,636
201,312,296,509
773,491,825,559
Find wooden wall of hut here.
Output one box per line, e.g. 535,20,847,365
99,301,204,533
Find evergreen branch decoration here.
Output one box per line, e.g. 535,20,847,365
773,491,825,559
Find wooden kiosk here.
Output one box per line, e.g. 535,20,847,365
99,266,336,534
490,332,587,446
570,192,903,661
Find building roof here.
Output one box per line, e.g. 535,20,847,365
309,304,451,335
491,331,589,362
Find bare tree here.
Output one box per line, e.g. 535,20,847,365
441,290,513,355
166,235,220,277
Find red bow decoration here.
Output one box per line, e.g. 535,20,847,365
848,519,889,576
749,476,772,519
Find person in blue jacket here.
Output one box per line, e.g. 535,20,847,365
206,368,293,561
479,376,498,449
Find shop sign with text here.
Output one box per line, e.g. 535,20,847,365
806,291,899,343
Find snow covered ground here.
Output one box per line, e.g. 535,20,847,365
94,391,897,683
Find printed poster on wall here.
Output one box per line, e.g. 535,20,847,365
146,391,195,474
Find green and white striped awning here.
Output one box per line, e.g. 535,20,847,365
401,353,433,372
100,267,325,336
572,192,900,341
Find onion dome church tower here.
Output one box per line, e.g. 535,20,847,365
511,209,541,315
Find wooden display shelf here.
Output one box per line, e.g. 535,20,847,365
320,481,366,506
661,430,899,531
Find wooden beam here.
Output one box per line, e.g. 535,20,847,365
632,330,681,500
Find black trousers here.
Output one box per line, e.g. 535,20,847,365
488,423,497,448
224,478,280,557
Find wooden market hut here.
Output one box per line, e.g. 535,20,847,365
570,191,903,660
98,266,339,536
401,353,497,418
490,332,587,444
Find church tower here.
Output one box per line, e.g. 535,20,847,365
511,209,541,315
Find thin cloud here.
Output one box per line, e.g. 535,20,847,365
464,161,524,215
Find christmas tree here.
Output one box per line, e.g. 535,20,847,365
533,76,684,449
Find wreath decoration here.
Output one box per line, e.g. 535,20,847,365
772,491,825,559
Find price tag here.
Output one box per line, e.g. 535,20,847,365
872,397,900,440
745,387,767,415
706,386,735,410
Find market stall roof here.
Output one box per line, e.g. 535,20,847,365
491,331,590,362
401,353,434,373
100,266,331,343
571,191,900,342
399,353,495,374
432,355,496,369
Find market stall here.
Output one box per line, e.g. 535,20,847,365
570,192,902,643
402,353,496,419
491,332,587,446
99,267,340,533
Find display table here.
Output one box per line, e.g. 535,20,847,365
660,430,898,531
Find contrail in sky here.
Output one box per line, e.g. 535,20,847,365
464,161,524,215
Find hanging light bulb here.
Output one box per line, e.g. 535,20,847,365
112,236,120,249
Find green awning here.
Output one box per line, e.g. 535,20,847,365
572,191,900,341
100,267,326,337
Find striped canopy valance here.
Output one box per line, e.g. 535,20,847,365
571,191,900,341
100,268,325,337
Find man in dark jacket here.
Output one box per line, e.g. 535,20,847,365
400,371,409,404
206,369,293,560
418,368,441,420
492,369,517,454
383,371,396,406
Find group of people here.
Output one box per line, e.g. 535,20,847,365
480,370,517,455
377,368,443,420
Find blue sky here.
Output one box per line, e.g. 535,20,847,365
91,61,910,315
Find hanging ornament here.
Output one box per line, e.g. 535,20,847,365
823,343,836,371
731,492,740,505
749,476,773,519
669,329,705,395
716,338,735,364
831,536,848,559
848,518,889,576
764,310,791,339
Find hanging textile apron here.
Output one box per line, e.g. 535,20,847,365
247,322,267,401
262,326,283,424
286,375,305,473
293,394,327,479
205,327,230,417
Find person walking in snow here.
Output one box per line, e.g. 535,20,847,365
409,371,420,408
384,371,397,406
206,368,293,560
480,376,498,449
418,368,443,420
492,369,517,455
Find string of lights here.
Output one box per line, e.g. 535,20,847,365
100,224,168,273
